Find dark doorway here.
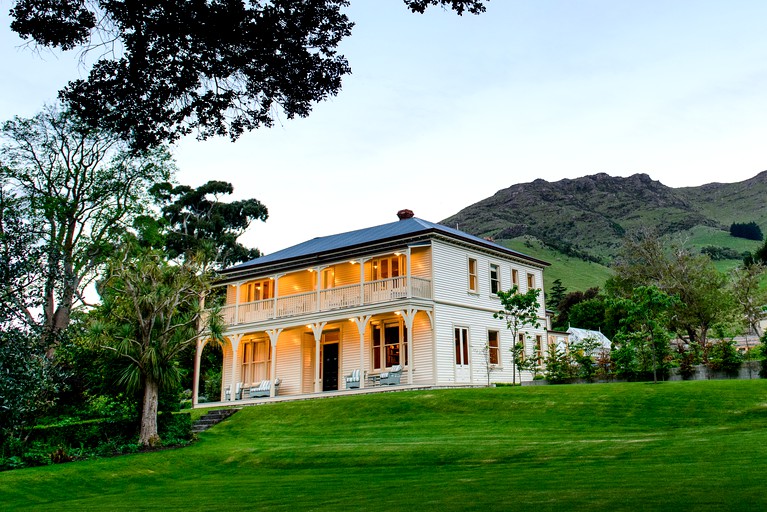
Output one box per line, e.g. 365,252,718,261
322,342,339,391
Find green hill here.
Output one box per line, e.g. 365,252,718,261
444,171,767,291
3,382,767,511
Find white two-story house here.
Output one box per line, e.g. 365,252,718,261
192,210,549,405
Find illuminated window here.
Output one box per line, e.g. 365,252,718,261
241,339,271,385
371,319,408,370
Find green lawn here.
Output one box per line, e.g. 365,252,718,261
3,381,767,511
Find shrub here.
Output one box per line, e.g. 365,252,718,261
707,340,742,375
730,222,763,241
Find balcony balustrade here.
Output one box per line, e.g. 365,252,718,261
214,276,431,327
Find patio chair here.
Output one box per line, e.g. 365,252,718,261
379,365,402,385
225,382,243,401
345,369,361,389
249,378,281,398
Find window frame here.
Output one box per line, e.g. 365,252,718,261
371,318,408,371
241,338,271,385
454,326,470,366
468,257,478,294
489,263,501,295
487,329,500,366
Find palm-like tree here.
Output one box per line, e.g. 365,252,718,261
91,246,222,446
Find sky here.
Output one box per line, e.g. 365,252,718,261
2,1,767,256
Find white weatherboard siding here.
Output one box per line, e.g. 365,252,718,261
430,239,547,386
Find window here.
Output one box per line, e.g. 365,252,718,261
455,327,470,366
371,319,408,370
241,339,271,384
242,279,272,302
535,335,543,365
372,255,404,281
511,269,519,290
322,267,335,289
490,263,500,294
468,258,478,293
527,272,535,290
488,330,500,365
517,333,525,359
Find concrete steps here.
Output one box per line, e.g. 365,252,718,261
192,408,240,434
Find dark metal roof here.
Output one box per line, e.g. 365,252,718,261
222,217,548,274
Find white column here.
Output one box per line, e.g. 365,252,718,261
402,309,417,385
315,267,322,311
234,283,241,325
192,337,207,407
353,315,372,389
272,274,283,319
359,258,366,305
406,247,412,298
310,322,327,393
229,333,243,402
267,329,283,398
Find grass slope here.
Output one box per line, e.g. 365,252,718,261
3,381,767,511
502,236,613,293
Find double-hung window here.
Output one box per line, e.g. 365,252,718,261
490,263,500,295
468,258,478,293
488,330,500,365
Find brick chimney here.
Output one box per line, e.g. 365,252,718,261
397,209,414,220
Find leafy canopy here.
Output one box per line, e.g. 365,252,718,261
10,0,488,150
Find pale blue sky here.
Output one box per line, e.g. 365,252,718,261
2,1,766,255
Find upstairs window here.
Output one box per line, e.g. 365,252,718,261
512,269,519,289
468,258,478,293
527,272,535,290
490,263,500,294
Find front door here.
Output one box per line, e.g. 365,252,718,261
322,342,339,391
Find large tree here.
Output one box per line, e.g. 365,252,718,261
90,245,222,447
0,105,172,340
609,229,737,348
610,286,680,384
9,0,488,151
145,180,268,268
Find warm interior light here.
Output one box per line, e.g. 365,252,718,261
395,311,401,316
394,252,401,257
349,318,355,322
306,325,313,329
308,268,313,272
349,260,357,264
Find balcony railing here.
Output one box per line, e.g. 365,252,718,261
216,276,432,326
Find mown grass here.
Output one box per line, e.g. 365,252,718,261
3,380,767,511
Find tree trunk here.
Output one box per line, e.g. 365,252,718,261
139,377,161,447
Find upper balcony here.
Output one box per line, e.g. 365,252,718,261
214,246,433,328
219,276,432,326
